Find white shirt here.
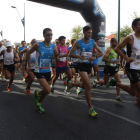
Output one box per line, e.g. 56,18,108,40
0,46,6,59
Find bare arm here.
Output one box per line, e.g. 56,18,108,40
14,51,20,62
27,43,39,69
102,48,118,63
19,48,28,62
115,36,134,63
0,50,5,56
53,45,60,63
93,42,104,58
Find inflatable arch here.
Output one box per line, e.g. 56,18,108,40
29,0,106,64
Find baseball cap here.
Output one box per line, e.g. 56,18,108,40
6,42,12,47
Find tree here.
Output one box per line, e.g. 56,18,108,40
131,11,140,20
70,25,83,40
114,25,133,41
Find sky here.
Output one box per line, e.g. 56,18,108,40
0,0,140,45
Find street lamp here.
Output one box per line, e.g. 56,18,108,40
11,3,25,41
118,0,120,44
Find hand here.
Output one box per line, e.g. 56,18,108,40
113,60,119,64
79,55,85,60
126,57,134,63
89,56,96,61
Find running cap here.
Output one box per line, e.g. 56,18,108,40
6,42,12,47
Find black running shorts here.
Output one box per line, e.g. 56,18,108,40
104,65,118,76
35,72,51,82
78,63,92,74
0,59,3,63
73,64,78,73
126,63,140,84
3,64,15,73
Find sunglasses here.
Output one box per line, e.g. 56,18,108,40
7,46,12,48
32,41,37,43
45,34,53,36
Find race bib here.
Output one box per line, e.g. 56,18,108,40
82,52,92,62
59,53,66,62
110,59,116,67
40,59,51,69
6,57,13,64
134,51,140,65
30,58,35,67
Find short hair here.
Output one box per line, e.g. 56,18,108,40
95,38,99,42
55,39,58,42
110,38,116,43
71,39,76,44
83,26,92,32
58,36,66,41
21,41,26,44
43,28,52,35
132,18,140,30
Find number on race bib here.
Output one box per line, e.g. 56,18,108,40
40,59,51,69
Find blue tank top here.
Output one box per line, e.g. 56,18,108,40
35,42,55,73
68,46,77,65
77,39,95,64
19,46,27,57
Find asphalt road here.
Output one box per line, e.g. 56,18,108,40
0,71,140,140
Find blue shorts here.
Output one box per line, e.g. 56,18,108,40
56,66,70,74
92,59,98,66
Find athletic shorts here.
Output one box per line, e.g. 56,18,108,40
31,69,35,75
51,66,56,69
0,59,3,63
56,66,70,74
35,72,51,82
92,59,98,66
104,65,118,76
78,63,92,74
73,65,78,73
3,64,15,73
126,63,140,84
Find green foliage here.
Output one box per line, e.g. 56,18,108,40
70,25,83,40
131,11,140,20
114,25,133,41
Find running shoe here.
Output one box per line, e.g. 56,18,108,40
2,77,6,81
76,89,81,95
35,103,45,113
116,97,124,103
68,81,72,92
26,88,31,95
89,107,98,117
34,89,40,104
25,74,29,84
7,86,11,92
64,86,71,94
78,87,83,90
106,79,117,88
23,78,25,82
51,86,54,94
62,74,66,81
92,80,97,88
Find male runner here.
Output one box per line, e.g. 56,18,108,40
69,26,103,117
106,18,140,109
51,36,71,94
19,41,27,81
26,28,59,113
0,42,19,91
92,38,100,81
0,41,6,80
19,39,37,95
93,38,124,103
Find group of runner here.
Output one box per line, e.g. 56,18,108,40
0,18,140,117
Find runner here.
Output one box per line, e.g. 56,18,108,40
51,36,71,94
92,38,100,81
18,41,27,81
19,39,37,95
0,42,19,91
14,45,20,74
26,28,59,113
106,18,140,109
0,41,6,81
69,25,103,117
93,38,124,103
68,39,82,94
